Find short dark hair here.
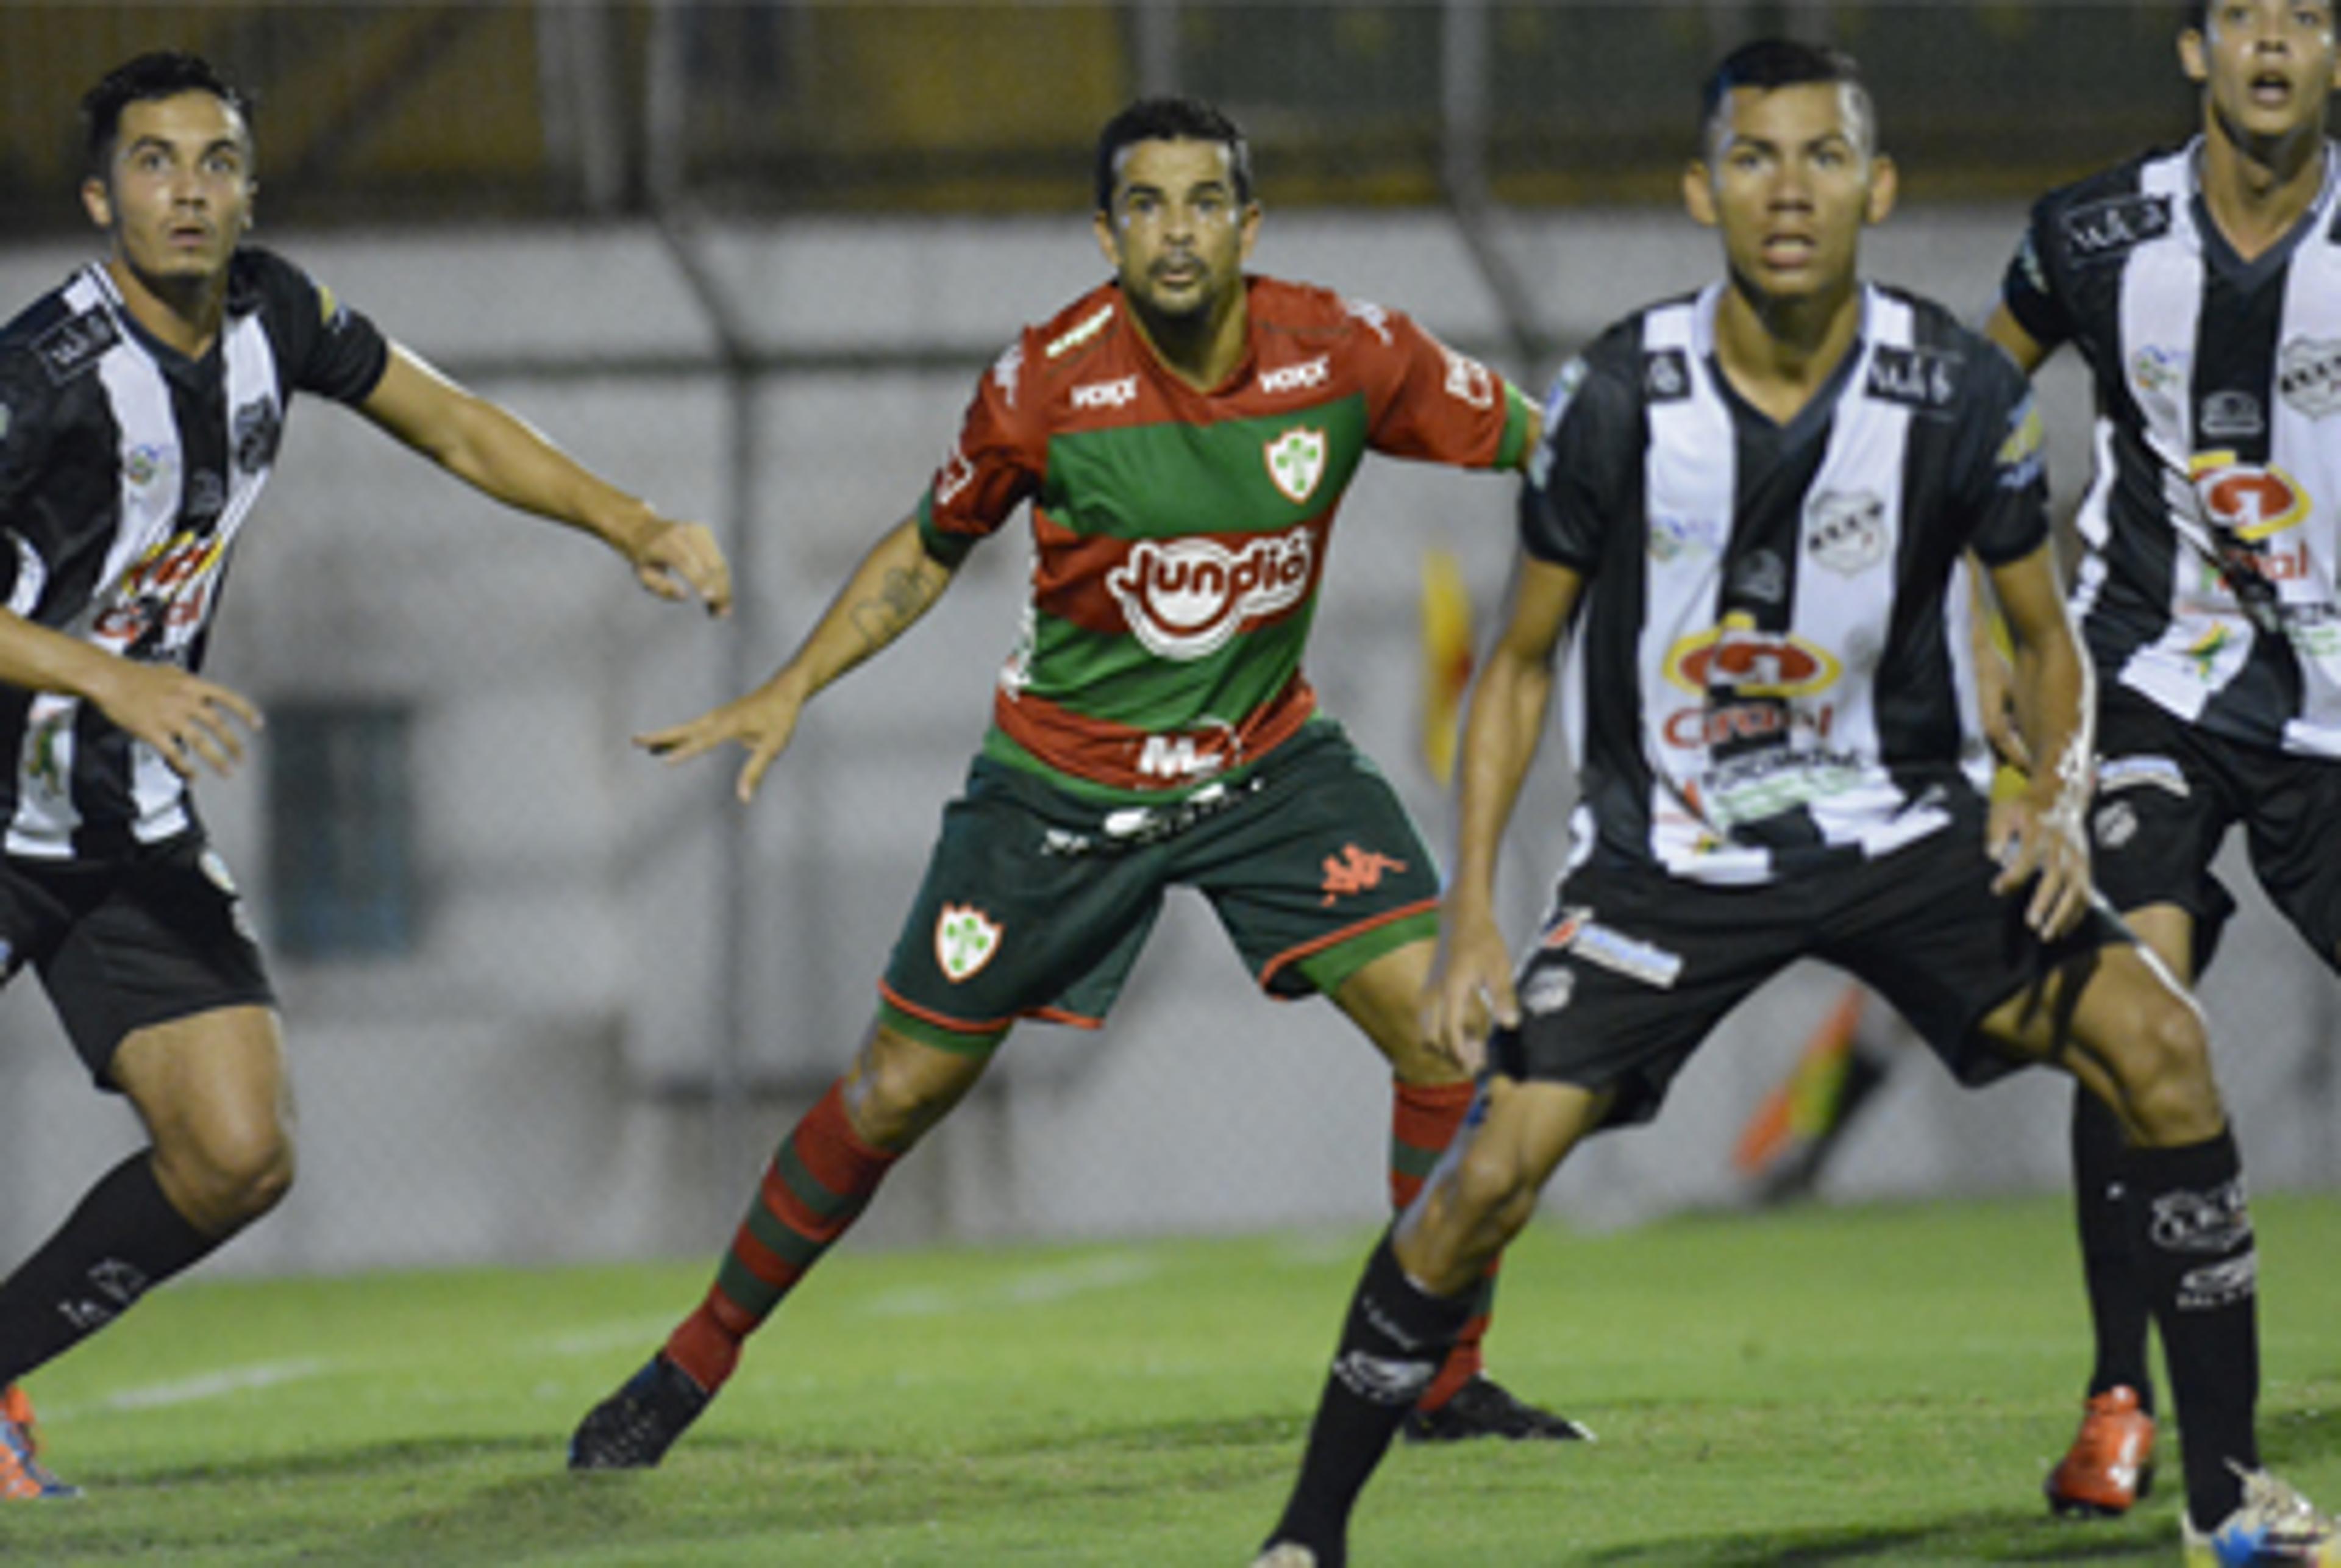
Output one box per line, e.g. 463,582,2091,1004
1698,39,1875,159
82,51,254,181
1094,96,1252,213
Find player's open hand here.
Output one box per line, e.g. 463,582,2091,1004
628,516,733,616
1420,902,1519,1076
635,680,803,803
1987,793,2090,939
92,660,261,780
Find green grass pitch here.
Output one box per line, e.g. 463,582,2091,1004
0,1194,2334,1565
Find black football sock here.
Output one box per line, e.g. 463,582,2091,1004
2129,1127,2259,1531
2071,1086,2155,1411
0,1153,218,1386
1266,1232,1477,1566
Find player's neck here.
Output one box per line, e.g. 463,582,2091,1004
2198,117,2329,262
1711,273,1862,426
104,256,227,360
1125,290,1250,392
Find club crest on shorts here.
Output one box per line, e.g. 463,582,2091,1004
934,902,1002,983
1263,426,1328,505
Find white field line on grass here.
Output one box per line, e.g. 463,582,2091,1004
864,1252,1162,1317
55,1357,335,1417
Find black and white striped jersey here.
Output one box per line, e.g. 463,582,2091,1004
2003,138,2341,758
0,247,388,860
1523,281,2049,888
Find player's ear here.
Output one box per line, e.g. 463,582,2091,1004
1236,199,1262,265
1092,207,1121,269
80,176,113,233
1864,154,1898,226
1683,162,1719,228
2178,26,2209,87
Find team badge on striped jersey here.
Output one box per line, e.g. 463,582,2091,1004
934,903,1002,983
1263,426,1328,504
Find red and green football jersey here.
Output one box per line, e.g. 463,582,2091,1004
918,274,1532,799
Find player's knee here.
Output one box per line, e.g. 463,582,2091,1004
1447,1142,1539,1245
159,1114,296,1234
2108,992,2222,1145
849,1027,985,1150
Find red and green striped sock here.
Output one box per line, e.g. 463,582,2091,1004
664,1080,900,1392
1391,1080,1498,1411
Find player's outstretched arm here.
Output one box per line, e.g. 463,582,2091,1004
1984,540,2093,938
357,345,732,615
0,610,258,779
636,513,956,803
1423,552,1584,1072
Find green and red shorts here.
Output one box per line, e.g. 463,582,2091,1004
877,721,1439,1053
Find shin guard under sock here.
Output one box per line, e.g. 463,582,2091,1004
664,1080,900,1393
1266,1232,1477,1566
2071,1086,2156,1411
2129,1127,2259,1530
1391,1080,1497,1409
0,1152,217,1386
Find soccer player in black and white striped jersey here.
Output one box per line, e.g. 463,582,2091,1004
0,52,730,1497
1256,40,2336,1568
1984,1,2341,1545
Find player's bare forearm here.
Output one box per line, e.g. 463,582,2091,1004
1986,542,2093,933
0,611,258,778
1448,554,1581,911
360,347,731,610
779,514,956,702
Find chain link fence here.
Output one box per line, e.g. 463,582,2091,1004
0,3,2331,1278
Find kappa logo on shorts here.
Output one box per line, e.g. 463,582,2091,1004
1320,843,1406,907
2093,800,2139,850
934,903,1002,983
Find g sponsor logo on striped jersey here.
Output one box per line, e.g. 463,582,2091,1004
2188,452,2310,542
1104,522,1315,660
1662,618,1842,699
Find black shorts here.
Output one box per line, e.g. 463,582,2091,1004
2090,682,2341,974
1492,820,2129,1132
0,833,275,1089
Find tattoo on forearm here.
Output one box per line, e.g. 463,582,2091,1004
846,561,942,657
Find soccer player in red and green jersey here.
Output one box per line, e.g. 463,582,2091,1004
569,96,1587,1469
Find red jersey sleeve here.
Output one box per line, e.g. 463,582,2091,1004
1347,299,1532,471
916,335,1046,566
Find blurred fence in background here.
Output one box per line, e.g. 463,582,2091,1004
0,3,2330,1281
0,1,2200,232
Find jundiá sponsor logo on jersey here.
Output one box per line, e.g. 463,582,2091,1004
1104,524,1316,661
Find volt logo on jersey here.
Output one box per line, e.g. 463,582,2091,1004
1662,621,1842,699
2189,453,2310,541
1105,524,1315,659
1263,426,1328,504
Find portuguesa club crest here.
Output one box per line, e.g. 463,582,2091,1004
1263,426,1328,504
